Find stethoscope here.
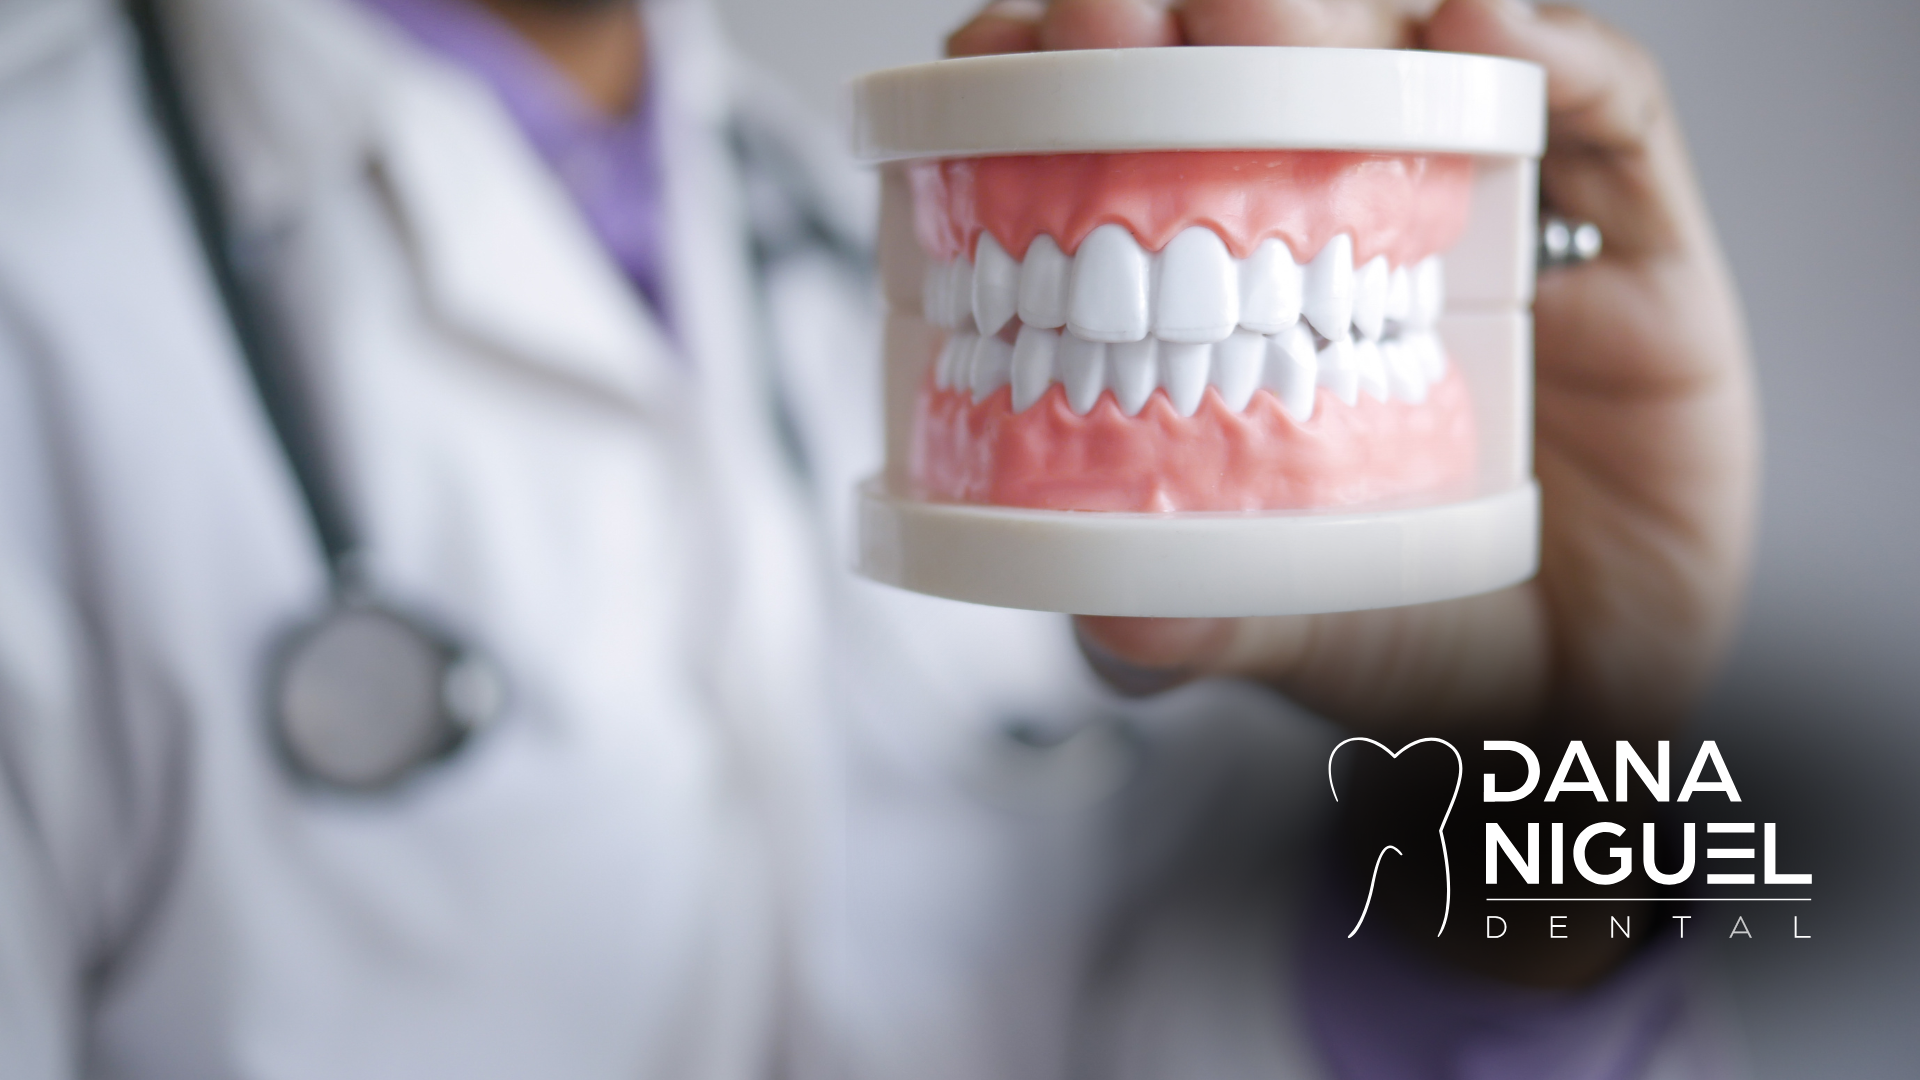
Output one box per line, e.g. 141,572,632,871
126,0,506,791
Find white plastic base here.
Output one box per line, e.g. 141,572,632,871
855,481,1539,617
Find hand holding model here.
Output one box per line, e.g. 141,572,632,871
945,0,1757,739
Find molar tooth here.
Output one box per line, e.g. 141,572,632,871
1239,237,1303,334
1017,234,1071,330
1315,334,1359,407
971,233,1021,337
935,331,972,390
968,334,1013,403
1153,226,1239,343
1353,338,1390,402
1412,256,1445,329
1265,324,1319,422
1409,330,1447,381
1160,341,1211,417
1057,334,1107,415
1109,338,1158,416
1352,255,1389,341
1386,264,1413,324
1302,234,1354,341
1383,338,1427,404
1010,325,1058,412
1211,328,1264,413
1067,224,1150,343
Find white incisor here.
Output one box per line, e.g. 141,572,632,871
924,226,1447,420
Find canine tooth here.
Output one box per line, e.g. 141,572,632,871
1353,255,1389,341
1160,341,1210,417
1303,234,1354,341
1354,338,1390,402
1412,256,1445,329
1017,234,1071,330
1153,226,1238,344
1316,334,1359,407
1109,338,1157,416
971,232,1021,337
968,334,1013,402
1057,334,1107,415
1383,339,1427,404
1211,329,1264,413
1266,325,1319,422
1386,264,1413,324
1239,237,1303,334
1010,325,1058,412
935,331,972,389
1068,224,1150,343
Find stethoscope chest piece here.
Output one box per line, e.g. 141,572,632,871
273,600,506,791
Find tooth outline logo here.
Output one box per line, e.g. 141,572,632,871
1326,736,1463,939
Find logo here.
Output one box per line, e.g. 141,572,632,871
1327,737,1814,943
1327,737,1461,938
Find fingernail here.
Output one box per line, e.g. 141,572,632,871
1075,623,1197,698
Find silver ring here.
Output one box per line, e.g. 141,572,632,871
1539,213,1602,270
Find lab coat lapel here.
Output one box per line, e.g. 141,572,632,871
372,62,678,408
190,0,679,407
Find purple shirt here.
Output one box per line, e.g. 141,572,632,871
357,0,672,328
1294,875,1714,1080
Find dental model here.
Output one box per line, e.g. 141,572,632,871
853,48,1546,616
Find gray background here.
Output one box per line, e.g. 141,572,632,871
710,0,1920,1073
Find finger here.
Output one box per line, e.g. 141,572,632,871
1423,0,1708,260
1040,0,1181,50
948,0,1047,56
1073,616,1237,696
1176,0,1432,48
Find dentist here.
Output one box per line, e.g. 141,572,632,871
0,0,1754,1078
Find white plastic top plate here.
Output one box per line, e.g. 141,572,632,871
852,47,1545,161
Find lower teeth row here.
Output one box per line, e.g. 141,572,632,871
934,324,1448,422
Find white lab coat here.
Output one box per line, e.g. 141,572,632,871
0,0,1343,1076
0,1,1739,1078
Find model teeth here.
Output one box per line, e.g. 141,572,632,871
1107,339,1157,415
1238,238,1304,335
1302,234,1354,340
939,323,1445,415
1057,333,1106,415
1010,323,1057,412
1267,324,1319,422
971,232,1021,338
1159,340,1211,418
1211,329,1265,413
927,228,1448,416
1353,337,1390,403
1068,224,1153,344
968,334,1014,402
1316,335,1359,407
1017,234,1071,330
1352,255,1389,342
1153,226,1240,344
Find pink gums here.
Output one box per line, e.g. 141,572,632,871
912,373,1478,513
908,151,1479,512
910,151,1475,264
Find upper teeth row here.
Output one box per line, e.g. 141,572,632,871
934,323,1449,422
923,225,1445,346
